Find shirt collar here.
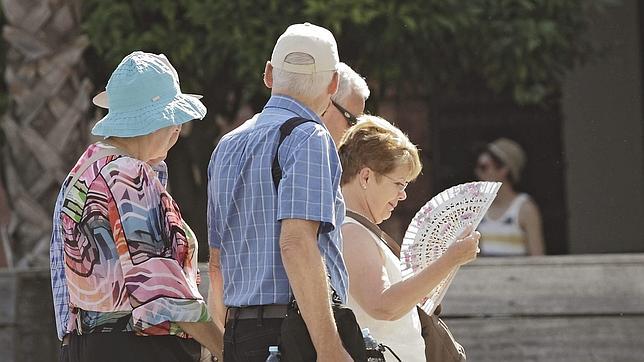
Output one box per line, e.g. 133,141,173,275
263,95,324,125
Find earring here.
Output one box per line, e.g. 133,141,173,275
361,184,367,190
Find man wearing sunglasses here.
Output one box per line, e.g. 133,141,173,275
322,62,370,144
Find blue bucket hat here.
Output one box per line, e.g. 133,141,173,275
91,51,207,137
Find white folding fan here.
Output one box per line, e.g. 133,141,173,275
400,181,502,314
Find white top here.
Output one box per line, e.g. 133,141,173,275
344,216,426,362
478,193,529,256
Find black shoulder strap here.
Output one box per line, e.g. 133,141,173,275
271,117,316,189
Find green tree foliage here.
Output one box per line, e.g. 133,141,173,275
83,0,609,109
81,0,609,253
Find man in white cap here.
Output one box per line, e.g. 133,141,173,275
207,23,353,361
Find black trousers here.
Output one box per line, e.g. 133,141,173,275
59,345,69,362
223,317,283,362
66,332,201,362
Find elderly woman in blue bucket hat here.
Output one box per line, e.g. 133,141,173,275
49,51,223,362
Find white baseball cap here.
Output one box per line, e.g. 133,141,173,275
270,22,339,74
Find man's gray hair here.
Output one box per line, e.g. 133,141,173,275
271,52,335,100
331,62,370,104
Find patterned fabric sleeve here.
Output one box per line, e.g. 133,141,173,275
276,124,338,234
100,157,210,334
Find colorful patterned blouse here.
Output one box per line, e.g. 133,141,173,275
60,143,209,337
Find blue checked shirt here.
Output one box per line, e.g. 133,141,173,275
50,159,168,340
207,95,348,307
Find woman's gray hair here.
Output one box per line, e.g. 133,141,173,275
332,62,370,104
271,52,335,100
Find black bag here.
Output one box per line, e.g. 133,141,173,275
279,300,367,362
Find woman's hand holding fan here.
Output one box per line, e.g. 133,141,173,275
446,224,481,265
400,181,501,314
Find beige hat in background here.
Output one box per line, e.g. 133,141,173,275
487,138,526,182
271,22,339,74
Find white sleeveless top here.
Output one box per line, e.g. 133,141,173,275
344,216,426,362
478,193,529,256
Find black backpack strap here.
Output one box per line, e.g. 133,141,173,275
271,117,316,189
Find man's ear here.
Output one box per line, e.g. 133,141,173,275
264,61,273,89
327,71,339,96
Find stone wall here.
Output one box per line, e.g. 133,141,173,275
5,253,644,361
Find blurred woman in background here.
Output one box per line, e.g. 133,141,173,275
474,137,545,256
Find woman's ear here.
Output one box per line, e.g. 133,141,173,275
358,167,371,189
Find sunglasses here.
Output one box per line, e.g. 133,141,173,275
331,100,359,126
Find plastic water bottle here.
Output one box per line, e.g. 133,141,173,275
362,328,385,362
265,345,280,361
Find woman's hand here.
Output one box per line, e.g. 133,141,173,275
446,225,481,266
177,321,223,361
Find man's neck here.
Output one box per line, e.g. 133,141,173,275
271,91,326,116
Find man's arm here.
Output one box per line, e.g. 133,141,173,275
208,248,227,330
279,219,352,362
